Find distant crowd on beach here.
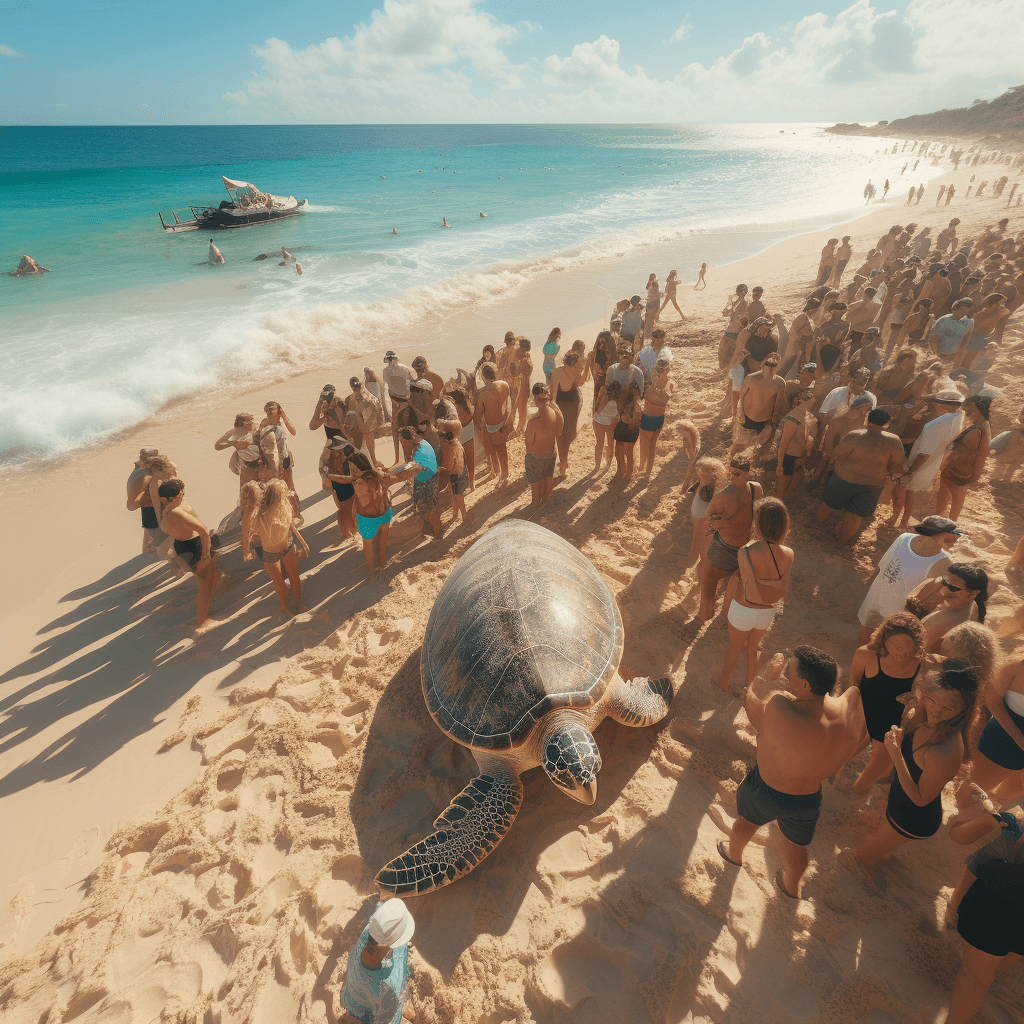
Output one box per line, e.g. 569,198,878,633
116,144,1024,1023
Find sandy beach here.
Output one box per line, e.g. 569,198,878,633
1,158,1022,1024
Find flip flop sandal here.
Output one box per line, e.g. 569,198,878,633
775,868,799,899
717,840,742,867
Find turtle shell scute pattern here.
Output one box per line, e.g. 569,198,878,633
375,770,523,895
421,521,624,751
544,723,602,791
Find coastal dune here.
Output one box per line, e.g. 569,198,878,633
1,163,1022,1024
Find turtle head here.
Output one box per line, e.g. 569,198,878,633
541,719,601,805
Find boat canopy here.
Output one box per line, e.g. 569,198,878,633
223,175,258,193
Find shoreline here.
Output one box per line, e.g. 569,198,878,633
2,153,1021,1021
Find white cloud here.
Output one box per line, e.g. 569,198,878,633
0,43,25,57
222,0,1023,123
672,23,688,42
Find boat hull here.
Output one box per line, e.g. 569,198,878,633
159,202,306,233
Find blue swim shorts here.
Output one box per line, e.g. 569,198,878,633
356,506,393,541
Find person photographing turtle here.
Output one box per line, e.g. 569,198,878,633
340,899,417,1023
309,384,349,441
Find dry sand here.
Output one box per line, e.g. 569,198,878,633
1,162,1023,1024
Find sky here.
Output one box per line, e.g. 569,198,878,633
1,0,1021,125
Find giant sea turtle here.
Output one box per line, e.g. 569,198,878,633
375,520,672,896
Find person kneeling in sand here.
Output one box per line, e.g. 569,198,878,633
327,452,397,581
524,382,563,511
340,900,417,1024
156,478,221,631
719,647,866,899
241,480,309,616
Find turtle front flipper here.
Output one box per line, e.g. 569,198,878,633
375,755,524,897
606,675,673,728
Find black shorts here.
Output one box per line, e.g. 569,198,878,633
141,506,159,530
957,878,1024,957
173,536,204,572
782,453,801,477
333,482,355,503
822,472,883,518
735,766,822,847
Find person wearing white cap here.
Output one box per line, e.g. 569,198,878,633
341,900,416,1023
127,447,164,553
383,352,415,464
889,389,965,531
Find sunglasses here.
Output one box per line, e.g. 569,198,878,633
941,580,964,592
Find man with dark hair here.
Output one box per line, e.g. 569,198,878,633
816,408,906,545
393,426,443,539
156,478,221,632
620,295,644,347
812,303,851,373
474,364,511,484
524,382,563,510
719,647,867,899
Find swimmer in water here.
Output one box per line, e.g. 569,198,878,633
393,227,398,234
442,217,449,228
208,239,225,265
279,247,296,265
480,212,487,217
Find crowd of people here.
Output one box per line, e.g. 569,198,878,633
124,205,1024,1022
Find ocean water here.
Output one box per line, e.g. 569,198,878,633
0,123,945,465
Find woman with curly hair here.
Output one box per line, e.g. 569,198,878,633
688,457,727,561
939,621,1000,693
905,562,989,650
937,395,991,521
847,612,928,796
848,658,979,865
241,479,309,616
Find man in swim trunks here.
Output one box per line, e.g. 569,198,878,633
475,363,511,484
127,447,164,554
783,363,819,412
718,284,749,369
813,395,873,483
410,356,444,401
393,426,443,540
811,303,851,374
816,408,906,545
730,353,785,459
778,299,820,378
524,382,564,511
156,478,221,632
607,341,646,396
720,647,866,899
698,458,763,621
620,295,644,349
383,351,415,464
345,377,384,465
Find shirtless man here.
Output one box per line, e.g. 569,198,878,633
778,299,820,377
720,648,866,899
813,395,872,482
816,239,838,288
344,377,383,465
698,458,763,621
156,478,221,631
437,421,470,528
830,236,853,287
730,353,784,460
475,364,511,483
775,388,817,499
411,356,444,401
815,409,906,545
524,383,564,511
309,383,349,441
719,284,750,369
846,287,881,352
746,286,766,324
513,338,534,433
935,218,960,256
496,331,518,380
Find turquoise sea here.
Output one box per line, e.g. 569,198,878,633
0,123,941,465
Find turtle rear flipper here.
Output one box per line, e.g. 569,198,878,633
375,756,523,897
606,675,673,728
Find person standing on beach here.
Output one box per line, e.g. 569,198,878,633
156,478,221,632
309,384,349,441
694,262,707,289
815,409,906,545
475,364,511,484
778,299,820,378
524,382,563,511
127,447,164,554
620,296,644,350
883,180,890,200
698,457,762,621
327,452,398,580
513,338,534,433
643,280,661,339
816,240,839,287
410,357,444,401
639,354,674,477
830,236,853,287
730,353,784,460
719,285,750,369
660,270,685,319
550,350,586,478
240,480,309,616
775,388,817,500
383,352,414,464
916,184,925,205
719,647,866,899
394,425,443,540
946,185,956,205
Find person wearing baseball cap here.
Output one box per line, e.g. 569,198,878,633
382,352,415,464
890,388,965,530
341,900,416,1024
127,447,165,553
855,515,965,644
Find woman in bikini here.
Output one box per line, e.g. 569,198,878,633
638,354,673,477
241,479,309,616
592,379,620,471
659,269,684,320
550,350,587,477
687,457,726,562
259,400,301,517
968,654,1024,806
445,387,476,492
714,497,794,694
610,384,642,488
327,452,397,581
775,388,817,500
587,332,616,411
845,612,927,795
541,328,561,388
936,395,990,521
848,659,978,867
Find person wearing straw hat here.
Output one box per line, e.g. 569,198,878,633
341,900,416,1023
